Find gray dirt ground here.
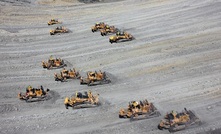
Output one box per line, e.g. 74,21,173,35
0,0,221,133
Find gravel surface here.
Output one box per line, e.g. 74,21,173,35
0,0,221,134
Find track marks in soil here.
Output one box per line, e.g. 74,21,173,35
0,104,18,114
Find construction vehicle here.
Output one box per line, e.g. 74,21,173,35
54,72,67,82
91,22,106,32
50,26,68,35
119,99,160,121
47,19,62,25
54,68,81,82
158,108,201,132
42,56,66,69
80,70,111,86
109,31,134,43
18,85,50,102
64,90,100,109
100,25,119,36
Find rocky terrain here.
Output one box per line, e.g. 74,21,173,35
0,0,221,133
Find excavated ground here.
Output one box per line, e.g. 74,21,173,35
0,0,221,133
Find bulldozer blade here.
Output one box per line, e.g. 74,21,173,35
188,110,200,121
186,110,201,126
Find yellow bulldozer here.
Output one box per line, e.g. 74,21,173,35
18,85,50,102
54,68,81,82
91,22,106,32
158,108,201,132
109,31,134,43
100,25,119,36
64,90,100,109
42,56,66,69
80,70,111,86
119,99,160,121
50,26,68,35
47,19,62,25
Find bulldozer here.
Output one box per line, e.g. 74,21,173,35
54,72,67,82
80,70,111,86
50,26,68,35
91,22,106,32
119,99,160,121
100,25,119,36
47,19,62,25
54,68,81,82
64,90,100,109
42,56,66,69
109,31,134,43
158,108,201,132
18,85,50,102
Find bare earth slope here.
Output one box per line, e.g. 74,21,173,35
0,0,221,134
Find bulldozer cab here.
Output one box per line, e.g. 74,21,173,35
87,90,93,98
166,110,179,120
105,25,110,29
48,56,55,63
172,110,177,117
132,101,139,108
116,31,125,36
98,22,105,27
168,113,175,120
88,72,96,77
49,55,54,60
62,68,68,74
54,59,61,65
48,59,54,64
69,68,76,73
95,23,99,26
128,101,139,109
26,85,33,92
76,92,82,98
56,26,62,30
76,92,88,98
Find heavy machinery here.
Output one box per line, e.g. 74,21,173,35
91,22,106,32
64,90,100,109
18,85,50,102
109,31,134,43
54,68,81,82
50,26,68,35
100,25,119,36
80,70,111,86
47,19,62,25
42,56,66,69
119,99,160,121
158,108,201,132
54,72,67,82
